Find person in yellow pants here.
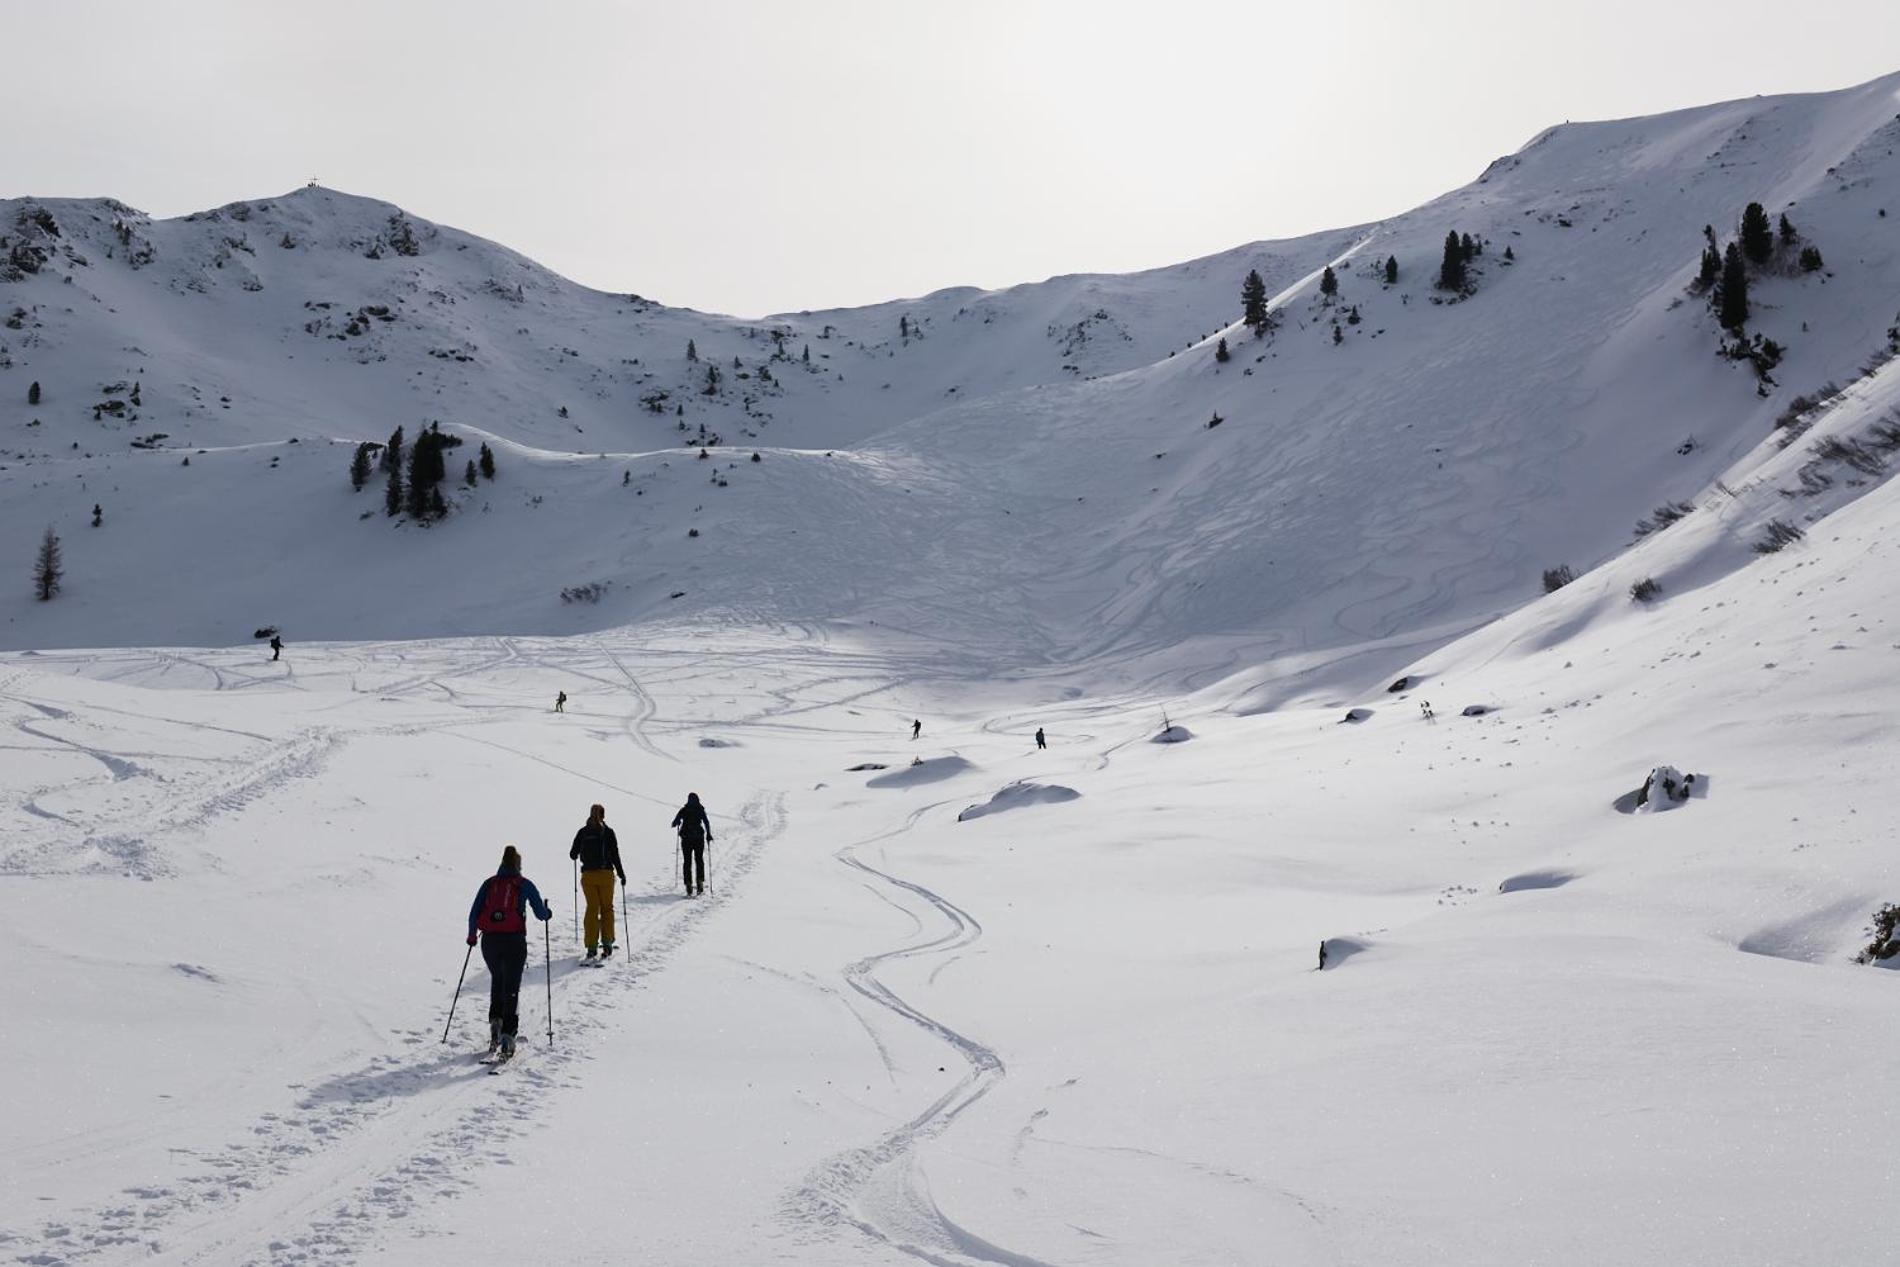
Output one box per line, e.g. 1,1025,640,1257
568,804,625,962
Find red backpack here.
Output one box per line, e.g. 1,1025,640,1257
479,874,525,935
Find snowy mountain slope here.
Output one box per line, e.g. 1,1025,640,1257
0,185,1331,456
4,74,1898,686
6,70,1900,1267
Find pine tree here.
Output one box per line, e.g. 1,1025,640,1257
406,441,432,518
1799,245,1824,272
465,458,479,487
350,442,374,491
686,339,698,362
91,503,102,528
1319,265,1338,297
703,364,722,395
1740,203,1773,265
383,426,405,474
478,442,496,480
1332,322,1343,345
32,526,61,601
384,464,404,516
1697,244,1722,289
1214,336,1230,363
1502,245,1515,261
1383,256,1397,285
1717,243,1749,330
899,315,910,339
1437,230,1466,291
27,381,40,405
1240,269,1268,333
1460,232,1477,261
130,381,141,407
1779,212,1798,245
802,343,811,364
428,487,447,519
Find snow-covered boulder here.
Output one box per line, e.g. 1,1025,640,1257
956,781,1081,822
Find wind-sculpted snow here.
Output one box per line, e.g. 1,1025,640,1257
955,781,1081,822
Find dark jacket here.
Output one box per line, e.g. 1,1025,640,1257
570,823,625,878
467,867,553,938
671,799,712,844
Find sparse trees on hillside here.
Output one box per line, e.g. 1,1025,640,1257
1436,230,1466,291
1319,265,1338,297
1717,243,1749,330
1240,269,1268,334
1799,245,1824,272
382,426,405,474
703,364,722,395
478,442,496,480
32,526,62,601
1740,202,1774,266
1383,255,1397,285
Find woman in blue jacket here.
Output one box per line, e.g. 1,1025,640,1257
467,845,553,1058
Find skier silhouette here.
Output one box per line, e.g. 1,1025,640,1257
270,635,283,662
555,690,566,714
911,719,922,740
1035,727,1047,750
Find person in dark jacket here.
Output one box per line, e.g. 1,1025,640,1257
569,804,625,960
671,793,712,896
270,635,283,662
1035,727,1046,750
466,845,553,1057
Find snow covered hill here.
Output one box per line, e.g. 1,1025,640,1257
3,72,1895,678
4,71,1900,1267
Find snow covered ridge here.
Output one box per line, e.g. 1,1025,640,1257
2,71,1899,682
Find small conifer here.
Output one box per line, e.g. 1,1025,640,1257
33,526,62,601
1240,269,1269,333
1740,203,1774,265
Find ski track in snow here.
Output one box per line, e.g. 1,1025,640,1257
2,792,787,1267
782,805,1051,1267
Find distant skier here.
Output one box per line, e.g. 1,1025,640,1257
569,804,625,960
91,503,102,528
1035,727,1047,750
555,690,567,714
671,792,712,897
270,634,283,662
466,845,553,1059
911,719,922,740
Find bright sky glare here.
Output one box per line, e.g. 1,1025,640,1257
5,0,1896,315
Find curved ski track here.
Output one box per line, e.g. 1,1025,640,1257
785,807,1057,1267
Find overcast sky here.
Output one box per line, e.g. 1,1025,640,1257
5,1,1895,315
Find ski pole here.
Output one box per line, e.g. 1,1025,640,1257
544,917,555,1046
620,876,629,959
441,940,474,1043
572,856,579,944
